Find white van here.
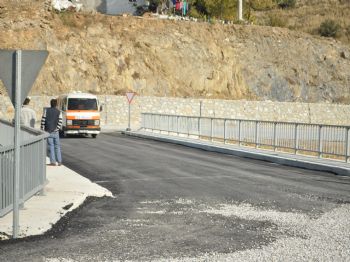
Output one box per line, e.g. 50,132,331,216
57,92,102,138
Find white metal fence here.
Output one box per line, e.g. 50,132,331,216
141,113,350,163
0,119,49,217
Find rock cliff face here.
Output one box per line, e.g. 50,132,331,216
0,0,349,103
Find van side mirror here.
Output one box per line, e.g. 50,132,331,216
99,105,103,112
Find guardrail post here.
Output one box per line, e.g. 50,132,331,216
39,138,46,196
255,121,258,148
177,115,179,136
211,118,213,142
345,127,349,163
318,125,322,159
294,123,299,154
141,114,144,130
224,119,227,144
167,115,170,135
187,117,190,137
198,117,201,139
274,122,277,152
238,120,241,146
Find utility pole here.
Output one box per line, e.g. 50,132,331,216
238,0,243,21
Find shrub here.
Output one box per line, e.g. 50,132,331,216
319,19,341,38
276,0,296,9
267,13,287,27
249,0,276,11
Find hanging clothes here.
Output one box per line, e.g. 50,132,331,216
182,0,187,16
175,0,180,10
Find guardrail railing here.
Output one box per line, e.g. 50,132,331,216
0,119,49,217
141,113,350,163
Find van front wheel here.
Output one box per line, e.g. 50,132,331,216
92,134,97,138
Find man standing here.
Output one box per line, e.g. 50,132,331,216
41,99,63,166
20,96,36,128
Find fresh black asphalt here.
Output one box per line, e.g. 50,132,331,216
0,132,349,261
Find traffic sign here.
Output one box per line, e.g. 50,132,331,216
0,50,48,106
0,49,48,239
126,92,135,104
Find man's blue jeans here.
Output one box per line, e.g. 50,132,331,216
47,131,62,164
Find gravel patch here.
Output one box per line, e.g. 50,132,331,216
153,203,350,262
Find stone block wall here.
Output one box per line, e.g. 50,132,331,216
1,95,349,130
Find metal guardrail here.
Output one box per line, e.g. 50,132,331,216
141,113,350,163
0,119,49,217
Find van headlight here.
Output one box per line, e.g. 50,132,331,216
94,120,100,126
67,120,72,125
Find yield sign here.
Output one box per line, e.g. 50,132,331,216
0,50,48,106
126,92,136,104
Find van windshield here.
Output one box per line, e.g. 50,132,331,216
67,98,98,110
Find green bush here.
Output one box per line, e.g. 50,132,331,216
319,19,341,38
276,0,296,9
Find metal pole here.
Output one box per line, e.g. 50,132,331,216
238,0,243,21
211,118,213,142
224,119,227,144
318,125,322,158
198,101,202,139
13,50,22,238
273,122,277,151
294,124,299,154
177,115,179,136
198,117,201,139
187,117,190,137
345,127,349,163
238,120,241,146
127,102,131,131
255,121,258,148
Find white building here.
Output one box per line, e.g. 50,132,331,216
78,0,149,15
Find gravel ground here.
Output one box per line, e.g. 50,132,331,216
151,201,350,262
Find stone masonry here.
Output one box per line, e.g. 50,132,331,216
0,95,349,130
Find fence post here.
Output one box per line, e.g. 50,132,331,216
238,120,241,146
255,121,259,148
224,119,227,144
39,138,46,196
345,127,349,163
177,115,179,136
187,117,190,137
294,123,299,154
198,117,201,139
211,118,213,142
167,115,170,135
274,122,277,152
318,125,322,159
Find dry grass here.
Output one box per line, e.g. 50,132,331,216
251,0,350,45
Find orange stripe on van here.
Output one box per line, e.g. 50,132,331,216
66,116,100,120
66,110,98,113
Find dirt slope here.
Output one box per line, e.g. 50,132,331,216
0,0,349,103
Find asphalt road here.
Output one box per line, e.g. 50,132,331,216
0,133,349,261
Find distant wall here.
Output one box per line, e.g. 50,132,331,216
1,95,349,130
79,0,147,15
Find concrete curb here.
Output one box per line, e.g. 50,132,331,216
123,131,350,177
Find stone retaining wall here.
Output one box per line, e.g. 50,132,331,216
1,95,349,129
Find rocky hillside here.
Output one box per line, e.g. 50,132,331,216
0,0,349,103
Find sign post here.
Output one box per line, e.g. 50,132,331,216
126,92,135,131
0,49,48,238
